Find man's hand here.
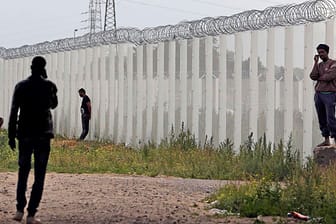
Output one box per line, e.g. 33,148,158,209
314,55,319,63
8,138,16,151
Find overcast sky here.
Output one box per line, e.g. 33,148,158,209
0,0,307,48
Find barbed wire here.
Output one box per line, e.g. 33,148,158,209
1,0,336,59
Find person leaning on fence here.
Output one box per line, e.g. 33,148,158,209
310,44,336,147
7,56,58,224
78,88,91,140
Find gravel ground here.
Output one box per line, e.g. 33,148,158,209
0,172,300,224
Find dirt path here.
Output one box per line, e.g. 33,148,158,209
0,172,298,224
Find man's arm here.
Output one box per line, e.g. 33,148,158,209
317,62,336,81
8,85,20,142
50,83,58,109
310,61,320,80
86,101,91,120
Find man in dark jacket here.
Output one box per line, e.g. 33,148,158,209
310,44,336,147
8,56,58,224
78,88,91,140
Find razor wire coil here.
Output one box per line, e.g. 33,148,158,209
1,0,336,59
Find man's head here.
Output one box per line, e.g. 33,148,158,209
31,56,47,78
316,44,329,61
78,88,86,97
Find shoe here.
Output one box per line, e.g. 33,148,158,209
12,211,24,221
27,216,42,224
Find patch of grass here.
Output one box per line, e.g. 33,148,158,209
208,160,336,223
1,128,335,222
0,129,301,180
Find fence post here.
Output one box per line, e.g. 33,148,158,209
192,38,201,142
284,27,294,142
126,44,134,145
50,53,58,134
146,44,154,142
205,36,214,144
218,35,227,143
99,46,108,140
157,42,165,144
136,45,144,144
76,49,86,137
303,23,314,160
63,51,71,137
326,19,335,58
168,41,176,135
56,51,65,135
234,33,243,151
266,28,275,144
69,50,79,138
180,39,188,132
108,44,117,141
249,31,259,139
117,44,126,143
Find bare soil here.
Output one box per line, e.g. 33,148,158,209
0,172,300,224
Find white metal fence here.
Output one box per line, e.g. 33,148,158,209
1,12,336,159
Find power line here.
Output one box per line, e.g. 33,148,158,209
190,0,246,11
118,0,208,17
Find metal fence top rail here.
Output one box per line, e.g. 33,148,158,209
1,0,335,59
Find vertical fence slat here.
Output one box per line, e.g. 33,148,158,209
69,50,78,138
126,44,134,144
146,44,154,141
100,46,108,140
249,31,259,138
303,23,314,160
266,28,275,144
117,45,125,142
205,36,213,142
284,27,294,142
218,35,227,143
92,47,101,139
56,52,65,135
168,41,176,133
180,40,188,131
136,45,144,143
192,38,200,141
108,45,116,141
326,19,335,58
50,53,58,133
234,33,243,150
63,51,71,137
76,49,85,137
157,42,165,143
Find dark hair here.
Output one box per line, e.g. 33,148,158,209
31,56,46,69
78,88,86,94
316,44,329,53
31,56,47,78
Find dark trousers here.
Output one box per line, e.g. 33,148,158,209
314,92,336,138
17,137,51,217
79,115,90,140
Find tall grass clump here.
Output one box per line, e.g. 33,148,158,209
0,127,302,181
208,159,336,223
0,130,17,171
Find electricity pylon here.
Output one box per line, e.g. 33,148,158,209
103,0,117,32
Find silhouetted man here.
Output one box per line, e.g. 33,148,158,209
78,88,91,140
0,117,3,128
8,56,58,224
310,44,336,147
